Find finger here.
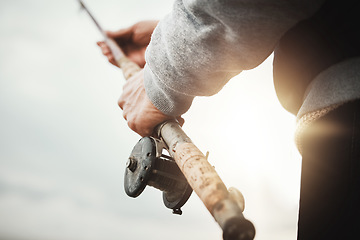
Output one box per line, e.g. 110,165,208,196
122,109,128,120
107,55,117,66
118,96,125,110
100,44,117,65
176,116,185,126
97,41,112,51
103,50,117,66
125,114,150,137
140,129,153,138
101,46,111,55
97,41,119,67
97,41,112,55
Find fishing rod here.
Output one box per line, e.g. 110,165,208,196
78,1,255,239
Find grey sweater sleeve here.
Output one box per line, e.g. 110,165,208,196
144,0,325,116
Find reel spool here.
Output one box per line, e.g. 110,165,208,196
124,137,193,215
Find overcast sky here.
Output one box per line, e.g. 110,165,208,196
0,0,302,239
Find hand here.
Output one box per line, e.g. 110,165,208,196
118,69,184,137
97,20,159,68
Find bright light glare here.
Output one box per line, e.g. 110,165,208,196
184,55,302,240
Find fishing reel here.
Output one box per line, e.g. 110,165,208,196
124,137,193,215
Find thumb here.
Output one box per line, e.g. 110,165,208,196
106,26,132,39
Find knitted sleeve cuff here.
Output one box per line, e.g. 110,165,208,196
144,64,194,116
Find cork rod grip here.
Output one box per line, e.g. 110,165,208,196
157,121,256,240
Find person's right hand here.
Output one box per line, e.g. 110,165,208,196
97,20,159,68
118,69,184,137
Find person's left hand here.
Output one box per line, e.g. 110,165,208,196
97,20,159,68
118,69,184,137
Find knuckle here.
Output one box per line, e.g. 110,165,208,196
117,98,124,109
143,129,152,137
127,120,137,133
103,48,110,54
122,111,127,120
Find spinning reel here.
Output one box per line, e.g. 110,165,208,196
124,137,193,215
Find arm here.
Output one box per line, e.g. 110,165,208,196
103,0,325,136
144,0,326,116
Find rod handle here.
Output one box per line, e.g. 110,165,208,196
157,120,256,240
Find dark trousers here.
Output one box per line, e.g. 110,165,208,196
298,100,360,239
